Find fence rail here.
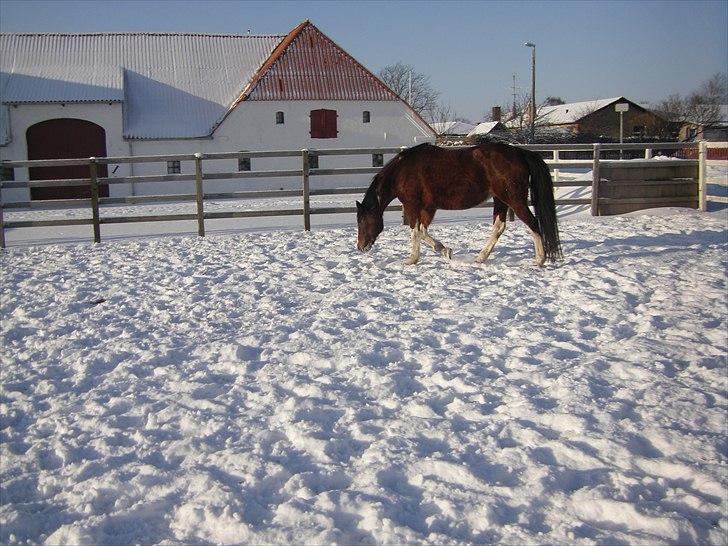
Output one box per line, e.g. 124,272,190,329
1,141,725,248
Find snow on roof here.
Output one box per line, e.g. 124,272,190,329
466,121,507,137
1,32,284,138
431,121,476,135
538,97,626,125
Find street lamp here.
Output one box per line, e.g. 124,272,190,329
524,42,536,144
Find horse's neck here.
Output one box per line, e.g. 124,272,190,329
373,176,396,213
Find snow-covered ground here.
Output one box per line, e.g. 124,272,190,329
1,195,727,545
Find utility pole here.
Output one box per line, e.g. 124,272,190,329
525,42,536,144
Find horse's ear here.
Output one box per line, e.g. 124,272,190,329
356,201,364,213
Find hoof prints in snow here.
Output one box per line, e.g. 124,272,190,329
1,211,727,545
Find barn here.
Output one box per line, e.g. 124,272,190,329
531,97,666,141
0,20,435,201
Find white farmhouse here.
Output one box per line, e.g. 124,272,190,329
0,20,435,202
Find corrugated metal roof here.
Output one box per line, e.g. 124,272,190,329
0,23,433,140
0,33,284,138
0,34,125,103
241,22,400,102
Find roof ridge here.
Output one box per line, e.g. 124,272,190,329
0,32,286,38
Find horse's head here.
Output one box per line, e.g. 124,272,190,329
356,199,383,252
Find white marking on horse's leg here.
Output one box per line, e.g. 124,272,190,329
531,230,546,266
404,227,421,265
420,226,452,260
476,216,506,263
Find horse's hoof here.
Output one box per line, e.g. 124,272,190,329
475,253,488,263
442,247,452,260
404,257,419,265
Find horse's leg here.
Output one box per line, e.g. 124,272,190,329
418,209,452,260
421,227,452,259
403,205,422,265
404,222,422,265
509,200,546,266
476,198,508,263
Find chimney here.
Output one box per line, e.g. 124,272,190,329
492,106,502,122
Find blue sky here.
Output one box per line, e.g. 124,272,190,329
1,0,726,122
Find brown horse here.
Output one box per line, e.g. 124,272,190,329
356,142,562,266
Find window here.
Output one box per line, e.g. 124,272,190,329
632,125,646,137
310,109,337,139
238,155,251,172
363,111,371,123
372,153,383,167
308,154,319,169
276,111,285,124
1,166,14,181
167,160,181,174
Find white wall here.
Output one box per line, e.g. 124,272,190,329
1,99,434,201
0,102,131,202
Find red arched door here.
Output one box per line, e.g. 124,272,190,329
26,118,109,200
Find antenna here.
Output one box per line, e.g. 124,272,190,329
510,74,522,116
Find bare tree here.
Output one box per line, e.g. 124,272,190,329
655,73,727,140
378,62,440,121
499,92,560,143
428,100,460,135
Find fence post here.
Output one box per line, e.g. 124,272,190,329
552,150,560,181
302,149,310,231
194,153,205,237
698,140,707,212
89,157,101,243
590,143,601,216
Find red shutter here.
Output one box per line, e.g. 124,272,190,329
325,109,337,138
310,109,322,138
310,109,337,139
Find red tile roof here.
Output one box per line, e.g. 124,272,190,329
236,21,400,102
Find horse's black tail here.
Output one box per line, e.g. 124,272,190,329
521,149,563,262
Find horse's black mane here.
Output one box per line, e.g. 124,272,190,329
362,143,435,210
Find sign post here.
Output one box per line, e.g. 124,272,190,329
615,103,629,159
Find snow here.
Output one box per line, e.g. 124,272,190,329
430,121,476,136
1,197,727,545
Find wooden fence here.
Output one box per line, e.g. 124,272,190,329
0,142,725,248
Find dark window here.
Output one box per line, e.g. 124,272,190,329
372,153,383,167
308,154,319,169
363,111,371,123
276,111,285,124
310,109,338,138
1,166,15,181
167,160,181,174
238,155,251,172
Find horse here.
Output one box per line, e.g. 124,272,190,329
356,142,563,266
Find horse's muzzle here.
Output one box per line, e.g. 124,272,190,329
357,242,372,253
